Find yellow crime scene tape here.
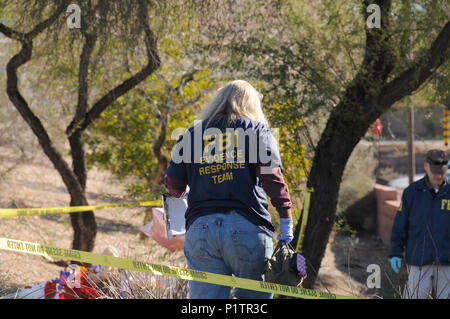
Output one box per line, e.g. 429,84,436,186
295,188,313,254
0,200,163,219
0,198,361,299
0,237,360,299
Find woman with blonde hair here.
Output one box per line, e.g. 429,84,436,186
197,80,268,128
164,80,293,299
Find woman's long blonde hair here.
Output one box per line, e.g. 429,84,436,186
196,80,268,128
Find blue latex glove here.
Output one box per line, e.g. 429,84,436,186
390,257,402,274
277,218,294,243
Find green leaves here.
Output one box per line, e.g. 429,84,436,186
86,61,214,200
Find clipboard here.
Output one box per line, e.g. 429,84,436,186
162,192,187,238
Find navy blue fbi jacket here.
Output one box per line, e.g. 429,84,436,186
166,116,282,237
390,177,450,266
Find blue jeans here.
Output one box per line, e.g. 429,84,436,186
184,210,273,299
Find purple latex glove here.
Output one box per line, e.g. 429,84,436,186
297,254,307,279
277,218,293,243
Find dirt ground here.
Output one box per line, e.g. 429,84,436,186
0,145,186,297
325,139,446,299
0,139,444,299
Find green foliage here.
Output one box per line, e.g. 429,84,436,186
86,65,214,199
267,100,310,188
81,1,215,200
194,0,449,216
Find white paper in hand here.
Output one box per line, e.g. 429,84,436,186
162,192,187,238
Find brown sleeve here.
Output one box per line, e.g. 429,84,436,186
164,174,188,198
256,164,292,219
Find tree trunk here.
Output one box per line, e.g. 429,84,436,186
295,105,371,288
5,39,95,251
140,109,169,237
69,131,97,252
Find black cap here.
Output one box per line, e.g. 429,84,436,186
426,149,449,174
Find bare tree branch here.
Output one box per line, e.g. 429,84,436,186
380,20,450,107
137,87,161,119
66,31,98,193
70,31,161,134
0,1,67,41
144,68,212,190
65,32,97,136
0,23,25,41
67,0,161,135
155,71,172,87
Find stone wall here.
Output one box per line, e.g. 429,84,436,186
373,184,402,248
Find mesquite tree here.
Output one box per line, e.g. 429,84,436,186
196,0,450,288
297,0,449,288
0,0,161,251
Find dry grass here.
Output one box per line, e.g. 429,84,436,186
0,144,186,297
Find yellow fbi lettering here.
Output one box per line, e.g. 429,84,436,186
212,172,233,184
199,162,245,175
200,149,244,164
203,131,239,153
198,162,245,185
441,199,450,211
